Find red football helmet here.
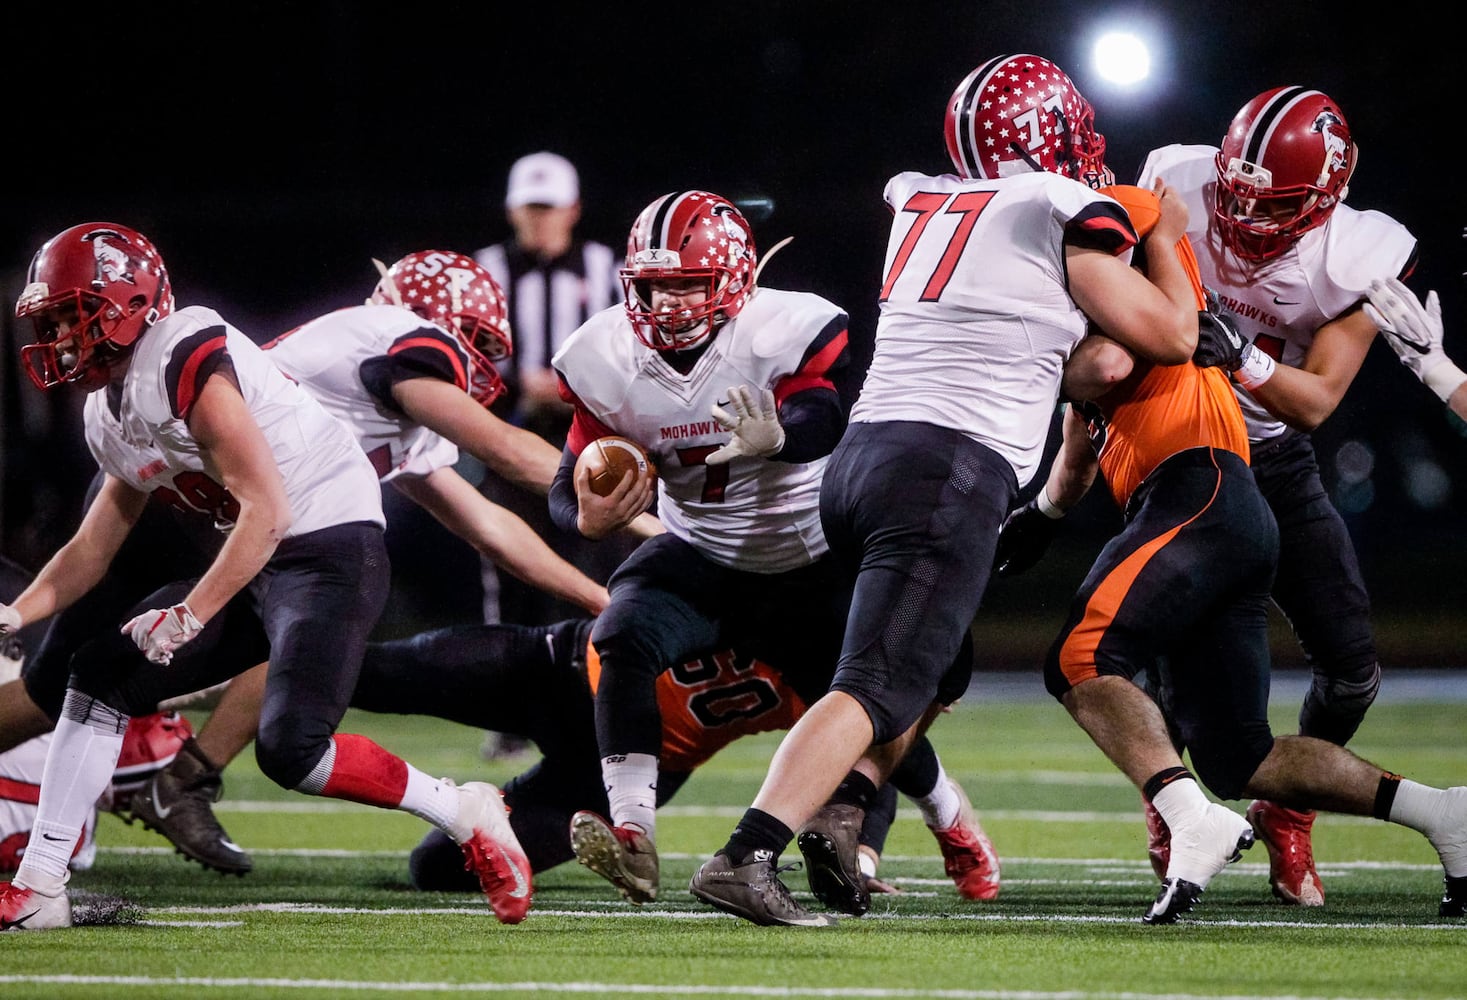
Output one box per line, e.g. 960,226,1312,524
369,250,513,407
14,222,174,392
621,191,757,351
1213,86,1358,262
944,54,1109,188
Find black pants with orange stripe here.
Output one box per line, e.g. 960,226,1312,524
1044,448,1280,799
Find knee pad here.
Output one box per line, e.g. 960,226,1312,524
254,714,331,791
1299,660,1380,746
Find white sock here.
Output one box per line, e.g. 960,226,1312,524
1389,781,1467,876
16,711,126,889
1151,776,1210,831
916,766,962,831
602,752,658,839
398,767,460,832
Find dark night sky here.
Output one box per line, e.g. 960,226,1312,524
3,1,1464,631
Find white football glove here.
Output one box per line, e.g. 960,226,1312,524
0,603,20,637
122,602,204,665
1365,277,1466,402
707,385,786,465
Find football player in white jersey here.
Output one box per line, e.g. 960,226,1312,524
689,54,1204,926
0,224,533,930
546,190,858,908
112,251,623,874
1135,87,1434,908
0,251,643,880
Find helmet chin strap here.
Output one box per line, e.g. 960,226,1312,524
753,236,793,286
369,258,404,307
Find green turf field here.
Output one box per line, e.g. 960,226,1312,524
3,682,1463,1000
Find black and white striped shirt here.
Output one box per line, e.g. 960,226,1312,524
473,238,621,423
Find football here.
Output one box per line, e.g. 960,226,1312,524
576,436,655,497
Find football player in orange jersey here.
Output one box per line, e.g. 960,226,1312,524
995,184,1467,924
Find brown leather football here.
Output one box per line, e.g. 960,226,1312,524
576,436,655,497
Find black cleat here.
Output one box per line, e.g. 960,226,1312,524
690,850,836,927
797,802,869,916
1441,874,1466,917
121,738,252,876
1143,877,1205,925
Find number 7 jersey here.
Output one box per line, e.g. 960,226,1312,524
554,288,850,573
855,169,1137,487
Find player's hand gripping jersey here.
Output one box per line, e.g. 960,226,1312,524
1083,185,1251,507
1138,145,1415,443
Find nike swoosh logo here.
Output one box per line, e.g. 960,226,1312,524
41,833,66,842
0,909,37,931
1272,296,1300,305
149,785,175,820
716,399,731,408
506,857,530,899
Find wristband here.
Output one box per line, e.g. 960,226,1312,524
1036,485,1066,520
1233,344,1276,391
1422,359,1467,404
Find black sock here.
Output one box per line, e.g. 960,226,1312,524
830,770,880,810
1141,765,1194,803
1373,772,1403,821
722,808,793,865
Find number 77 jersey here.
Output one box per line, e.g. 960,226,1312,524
856,169,1137,487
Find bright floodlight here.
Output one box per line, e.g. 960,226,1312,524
1094,32,1151,86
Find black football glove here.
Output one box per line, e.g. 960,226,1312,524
1193,291,1246,371
993,500,1062,577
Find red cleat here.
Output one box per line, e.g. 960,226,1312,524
1247,799,1323,906
930,779,1001,901
454,782,533,923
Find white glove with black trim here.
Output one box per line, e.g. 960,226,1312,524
707,385,786,465
1365,277,1466,402
0,603,20,637
122,602,204,665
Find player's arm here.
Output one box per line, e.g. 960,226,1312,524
993,402,1097,577
182,370,293,623
1237,305,1376,432
1067,180,1198,365
0,474,146,631
393,466,609,615
392,376,562,496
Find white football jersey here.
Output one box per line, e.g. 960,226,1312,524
554,288,847,572
89,305,384,535
1139,145,1417,442
854,170,1135,487
265,304,465,482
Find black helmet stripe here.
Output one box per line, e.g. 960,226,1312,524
647,192,685,251
1243,86,1311,164
957,55,1011,177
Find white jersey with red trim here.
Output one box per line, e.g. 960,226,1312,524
855,170,1136,486
264,304,466,483
554,288,846,572
90,305,384,535
1139,145,1417,442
